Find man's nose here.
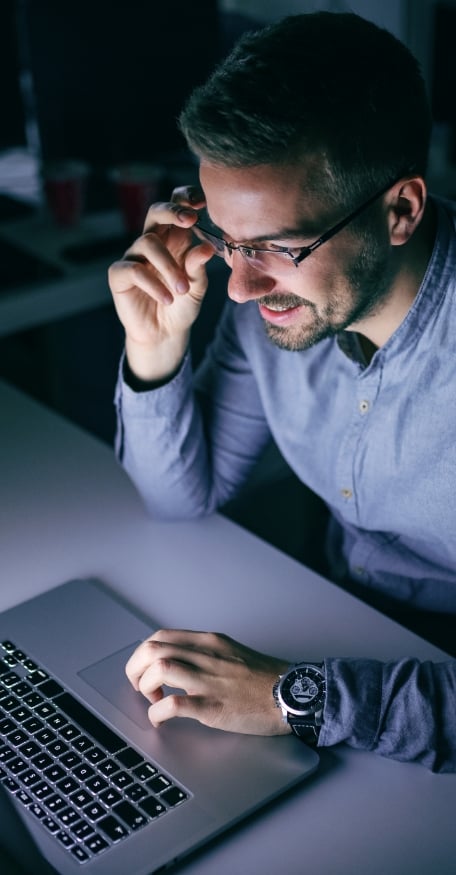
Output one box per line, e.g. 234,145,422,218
226,252,276,303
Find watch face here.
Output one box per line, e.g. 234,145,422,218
279,665,325,717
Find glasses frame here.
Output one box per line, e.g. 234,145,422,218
194,175,402,268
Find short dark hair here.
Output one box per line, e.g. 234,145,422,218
178,12,432,205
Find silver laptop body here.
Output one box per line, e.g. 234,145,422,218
0,578,319,874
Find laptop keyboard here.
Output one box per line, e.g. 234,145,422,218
0,641,190,864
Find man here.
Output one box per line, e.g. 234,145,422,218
108,13,455,771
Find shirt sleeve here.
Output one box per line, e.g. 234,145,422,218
320,656,456,772
114,303,271,519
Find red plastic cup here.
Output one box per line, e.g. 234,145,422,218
42,160,89,227
113,163,164,234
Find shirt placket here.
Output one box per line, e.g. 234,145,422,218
334,365,382,534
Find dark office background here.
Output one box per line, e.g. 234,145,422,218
0,1,455,571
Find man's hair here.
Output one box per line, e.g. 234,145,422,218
178,12,432,205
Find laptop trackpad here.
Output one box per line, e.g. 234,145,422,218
78,642,152,730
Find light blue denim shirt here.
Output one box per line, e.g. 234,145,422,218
115,195,456,771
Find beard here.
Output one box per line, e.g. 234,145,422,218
260,229,395,352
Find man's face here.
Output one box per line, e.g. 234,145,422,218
199,161,395,351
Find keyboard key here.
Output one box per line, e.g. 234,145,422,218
42,816,60,834
69,787,93,808
84,801,107,822
132,762,157,782
1,641,16,653
0,717,15,733
138,795,166,818
71,845,90,863
27,670,49,686
23,692,44,709
113,800,148,830
0,745,15,763
56,693,125,753
43,764,66,783
19,740,40,758
98,758,119,777
29,802,46,819
146,774,171,794
161,786,188,806
8,756,28,775
60,724,80,741
1,696,19,712
125,783,149,803
47,739,69,758
116,747,144,769
86,775,108,795
111,770,134,789
20,769,41,787
33,781,54,800
46,794,67,814
60,751,81,770
0,660,13,675
38,679,63,698
56,776,79,795
34,702,56,720
86,746,106,764
58,806,80,827
2,776,20,793
47,713,67,730
73,762,95,782
71,819,95,840
99,787,121,807
13,682,33,698
10,707,32,723
35,728,57,746
2,655,18,668
85,833,109,855
6,728,27,746
2,672,21,687
22,716,43,734
98,814,129,842
23,659,37,672
72,735,93,753
56,830,74,848
31,752,53,770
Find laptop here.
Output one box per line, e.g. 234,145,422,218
0,578,319,874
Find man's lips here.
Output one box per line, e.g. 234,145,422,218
258,297,308,325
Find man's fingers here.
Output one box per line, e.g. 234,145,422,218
147,694,220,728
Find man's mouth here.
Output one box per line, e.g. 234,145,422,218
257,295,309,324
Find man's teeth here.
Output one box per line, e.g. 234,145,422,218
264,303,296,311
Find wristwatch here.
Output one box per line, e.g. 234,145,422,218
273,662,326,746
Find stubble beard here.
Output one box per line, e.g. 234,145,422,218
261,233,395,352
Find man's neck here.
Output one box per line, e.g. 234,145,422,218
351,198,437,358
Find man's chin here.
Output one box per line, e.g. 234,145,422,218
263,320,333,351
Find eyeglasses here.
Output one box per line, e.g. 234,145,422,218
193,176,401,273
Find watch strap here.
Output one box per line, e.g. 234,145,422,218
288,718,321,746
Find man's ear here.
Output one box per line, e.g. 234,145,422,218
388,177,427,246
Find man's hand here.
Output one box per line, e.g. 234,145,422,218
125,629,291,736
108,185,215,383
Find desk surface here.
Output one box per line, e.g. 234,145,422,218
0,378,455,875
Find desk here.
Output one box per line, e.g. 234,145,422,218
0,377,455,875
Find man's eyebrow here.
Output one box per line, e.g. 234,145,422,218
205,213,318,243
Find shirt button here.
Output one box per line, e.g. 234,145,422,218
340,488,353,499
353,566,365,576
359,399,370,414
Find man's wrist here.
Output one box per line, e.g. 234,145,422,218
124,335,188,389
